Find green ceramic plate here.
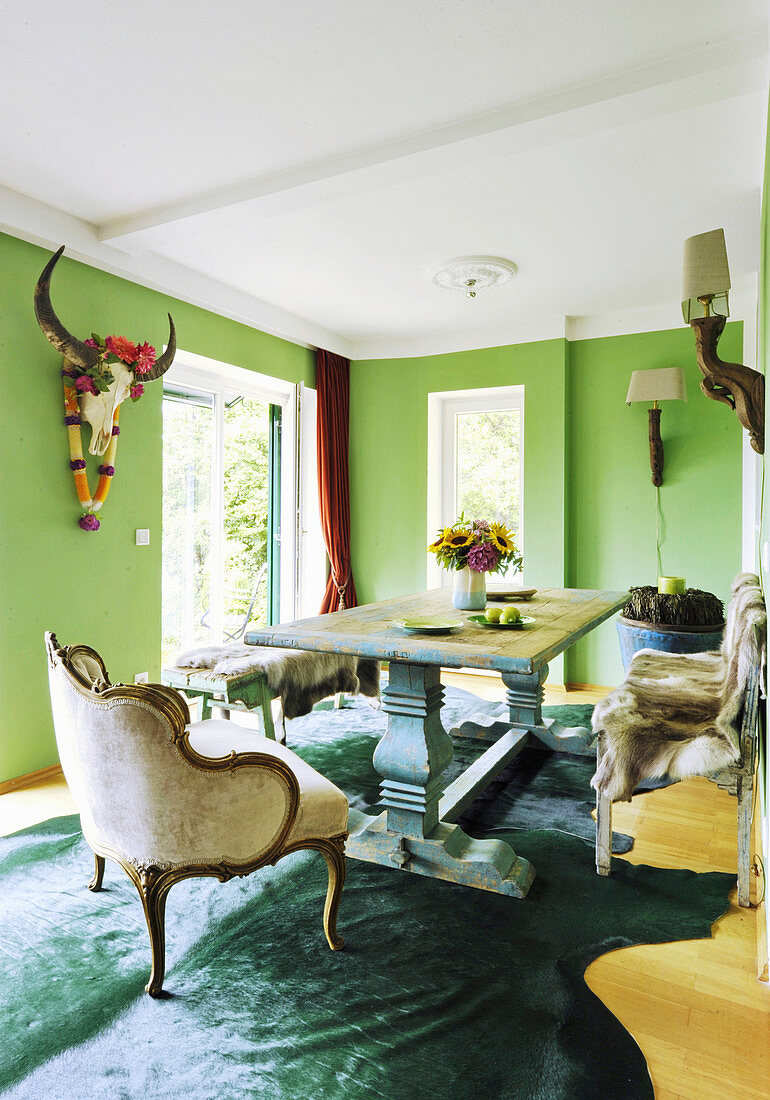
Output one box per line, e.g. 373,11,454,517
468,614,535,629
391,617,464,634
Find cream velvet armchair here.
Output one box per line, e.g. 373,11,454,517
45,632,348,996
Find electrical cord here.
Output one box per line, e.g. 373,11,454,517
655,484,663,578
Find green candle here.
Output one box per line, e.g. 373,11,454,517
658,576,686,595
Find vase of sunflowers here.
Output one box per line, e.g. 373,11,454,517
428,516,522,611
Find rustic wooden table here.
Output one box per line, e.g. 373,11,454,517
245,586,626,899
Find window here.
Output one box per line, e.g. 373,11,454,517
427,386,524,586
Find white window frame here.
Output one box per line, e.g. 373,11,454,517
427,385,525,589
164,350,303,628
295,384,328,620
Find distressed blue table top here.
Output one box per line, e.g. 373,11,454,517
245,587,626,674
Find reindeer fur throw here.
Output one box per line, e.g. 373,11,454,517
591,573,766,802
174,643,380,721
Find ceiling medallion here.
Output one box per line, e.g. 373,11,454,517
430,256,517,298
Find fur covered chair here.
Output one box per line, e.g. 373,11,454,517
45,632,349,996
591,574,765,906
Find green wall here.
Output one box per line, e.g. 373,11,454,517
567,324,743,686
350,340,569,602
350,324,744,687
0,233,313,782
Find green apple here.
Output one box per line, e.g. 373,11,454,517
485,607,502,623
499,605,522,624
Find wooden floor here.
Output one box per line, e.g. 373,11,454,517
2,676,768,1099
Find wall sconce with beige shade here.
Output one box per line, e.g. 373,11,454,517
626,367,687,486
681,228,764,454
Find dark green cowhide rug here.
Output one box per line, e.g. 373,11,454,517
0,688,731,1099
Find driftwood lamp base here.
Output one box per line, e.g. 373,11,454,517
690,313,764,455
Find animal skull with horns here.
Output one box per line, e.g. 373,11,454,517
35,246,176,454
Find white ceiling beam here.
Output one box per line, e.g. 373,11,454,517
98,36,766,247
2,185,759,363
0,186,354,356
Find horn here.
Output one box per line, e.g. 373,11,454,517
34,247,100,369
142,315,176,381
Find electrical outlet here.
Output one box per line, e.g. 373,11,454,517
134,672,149,684
135,529,150,546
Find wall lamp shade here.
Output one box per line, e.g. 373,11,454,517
626,367,686,487
626,367,687,406
680,228,764,454
681,228,730,322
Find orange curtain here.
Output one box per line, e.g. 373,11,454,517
316,349,357,613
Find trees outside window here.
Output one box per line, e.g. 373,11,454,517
161,388,273,667
455,407,520,536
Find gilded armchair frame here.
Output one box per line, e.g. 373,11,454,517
46,633,347,997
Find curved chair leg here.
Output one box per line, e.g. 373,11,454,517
318,837,346,951
88,853,105,891
132,868,174,997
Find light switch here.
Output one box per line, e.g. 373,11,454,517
136,529,150,546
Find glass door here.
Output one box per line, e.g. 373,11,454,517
161,388,213,666
222,393,276,638
161,385,277,666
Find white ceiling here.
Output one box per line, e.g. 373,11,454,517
1,0,767,357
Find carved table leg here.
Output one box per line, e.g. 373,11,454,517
503,665,594,754
346,660,535,898
373,662,452,837
503,666,548,729
451,663,596,756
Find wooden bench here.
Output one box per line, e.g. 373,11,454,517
162,665,280,739
162,649,378,741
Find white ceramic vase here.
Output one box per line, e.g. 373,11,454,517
452,566,487,611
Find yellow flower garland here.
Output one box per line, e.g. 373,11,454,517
64,382,120,526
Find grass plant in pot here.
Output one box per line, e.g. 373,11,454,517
617,585,725,671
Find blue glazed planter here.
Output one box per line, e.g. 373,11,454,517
616,617,725,672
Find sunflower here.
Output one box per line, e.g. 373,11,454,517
489,523,516,554
443,530,474,549
493,533,515,553
427,532,446,552
489,521,511,538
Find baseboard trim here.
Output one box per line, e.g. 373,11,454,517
443,668,566,689
564,683,611,694
0,763,63,796
442,670,611,694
